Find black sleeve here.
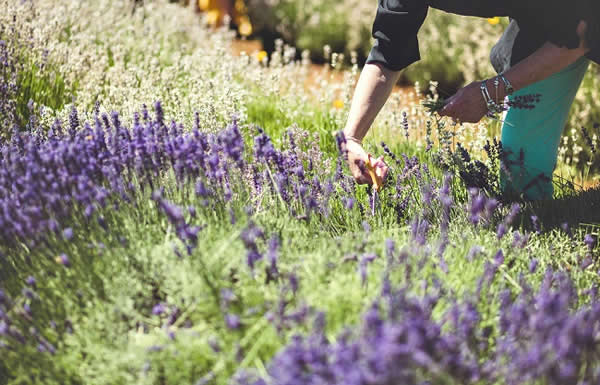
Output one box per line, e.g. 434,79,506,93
365,0,517,72
365,0,428,71
512,0,598,51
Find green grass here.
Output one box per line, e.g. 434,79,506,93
244,92,342,154
14,55,74,131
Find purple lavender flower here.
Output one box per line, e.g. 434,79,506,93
56,254,70,267
385,239,395,260
22,288,35,300
220,288,236,308
581,257,593,270
343,197,355,210
561,222,573,238
530,215,540,233
159,199,184,225
246,250,263,271
147,345,164,353
496,204,520,240
402,111,409,140
152,303,167,316
62,227,74,240
229,207,236,225
467,246,483,261
584,234,596,252
241,223,264,248
167,330,176,340
225,313,241,330
25,276,36,288
359,254,377,286
505,203,521,225
411,217,430,246
289,273,299,295
496,223,507,240
468,189,486,225
266,236,280,280
581,126,597,154
529,258,539,273
195,180,210,197
335,131,348,160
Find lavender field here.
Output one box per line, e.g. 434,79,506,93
1,1,600,385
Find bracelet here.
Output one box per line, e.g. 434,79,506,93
344,134,362,144
493,76,500,105
499,73,514,96
480,80,502,116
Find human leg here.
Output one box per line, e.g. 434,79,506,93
500,56,590,200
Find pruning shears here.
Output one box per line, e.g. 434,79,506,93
365,154,385,216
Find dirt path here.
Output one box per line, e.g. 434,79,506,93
230,38,417,98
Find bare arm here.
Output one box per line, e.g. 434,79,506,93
343,63,402,143
503,34,589,93
440,21,590,122
342,63,399,184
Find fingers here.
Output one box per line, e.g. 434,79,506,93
438,94,455,117
438,100,464,124
374,156,388,180
439,105,458,122
375,163,388,180
346,141,390,186
355,174,372,185
352,157,386,186
353,158,373,185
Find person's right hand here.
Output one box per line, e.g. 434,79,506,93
345,139,388,186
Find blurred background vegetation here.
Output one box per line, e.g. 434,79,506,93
176,0,600,173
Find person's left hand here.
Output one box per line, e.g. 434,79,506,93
439,81,488,123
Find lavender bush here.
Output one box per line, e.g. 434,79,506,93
237,267,600,385
0,17,71,133
0,101,598,384
0,2,598,384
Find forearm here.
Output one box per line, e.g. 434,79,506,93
438,37,590,123
493,21,590,100
503,42,589,93
343,63,402,143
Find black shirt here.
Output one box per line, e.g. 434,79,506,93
366,0,600,71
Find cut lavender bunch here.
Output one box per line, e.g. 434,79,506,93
422,98,447,113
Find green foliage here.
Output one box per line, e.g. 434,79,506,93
1,120,599,384
245,92,341,154
15,57,73,129
246,0,374,63
0,30,74,133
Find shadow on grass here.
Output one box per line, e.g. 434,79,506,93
520,185,600,232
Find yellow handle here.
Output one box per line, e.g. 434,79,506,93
366,154,383,192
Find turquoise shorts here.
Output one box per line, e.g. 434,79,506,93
500,56,590,200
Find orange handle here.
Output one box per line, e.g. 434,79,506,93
366,154,383,192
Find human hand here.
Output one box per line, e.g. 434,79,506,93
439,81,489,123
345,139,388,188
